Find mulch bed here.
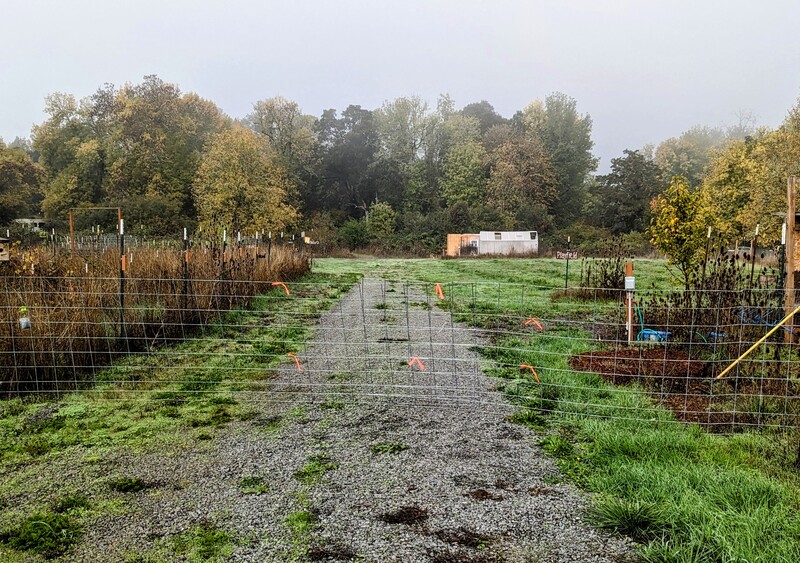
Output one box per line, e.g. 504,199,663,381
568,347,795,430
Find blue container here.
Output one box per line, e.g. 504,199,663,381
638,329,671,342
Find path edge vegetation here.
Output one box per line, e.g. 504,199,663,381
0,270,360,561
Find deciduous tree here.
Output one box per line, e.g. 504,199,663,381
523,93,596,226
440,140,487,207
593,149,664,234
0,146,45,224
246,96,316,204
654,126,726,188
193,127,299,234
649,177,705,289
459,100,507,136
485,132,556,230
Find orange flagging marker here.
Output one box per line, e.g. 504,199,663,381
272,282,291,296
524,317,543,330
519,364,540,383
435,283,445,300
287,353,302,372
408,356,426,371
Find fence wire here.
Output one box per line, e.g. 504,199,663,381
2,274,800,432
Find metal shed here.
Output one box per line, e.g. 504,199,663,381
477,231,539,256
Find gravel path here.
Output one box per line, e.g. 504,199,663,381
68,278,636,562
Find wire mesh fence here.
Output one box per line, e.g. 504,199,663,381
3,271,800,432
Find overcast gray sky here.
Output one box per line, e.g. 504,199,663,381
2,0,799,171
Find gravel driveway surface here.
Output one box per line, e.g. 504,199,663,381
68,278,636,562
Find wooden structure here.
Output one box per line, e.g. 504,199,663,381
445,233,479,257
787,177,799,337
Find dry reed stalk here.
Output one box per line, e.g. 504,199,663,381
1,243,310,394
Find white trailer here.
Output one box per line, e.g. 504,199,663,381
478,231,538,256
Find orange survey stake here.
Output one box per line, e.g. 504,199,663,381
435,283,444,300
524,317,543,330
287,353,302,372
519,364,540,383
272,282,291,296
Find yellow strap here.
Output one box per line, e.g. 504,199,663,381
716,304,800,380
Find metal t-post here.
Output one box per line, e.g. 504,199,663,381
119,214,126,338
564,236,571,289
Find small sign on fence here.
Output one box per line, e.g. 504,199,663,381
556,250,578,260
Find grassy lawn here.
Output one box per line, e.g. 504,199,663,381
314,255,680,289
314,256,800,562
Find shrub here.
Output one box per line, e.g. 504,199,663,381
108,477,149,493
238,476,269,495
338,220,369,250
371,442,409,454
52,495,90,513
293,454,338,484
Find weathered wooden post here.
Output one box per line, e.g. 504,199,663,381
267,231,273,267
749,224,759,289
69,209,76,257
786,177,797,342
182,227,189,312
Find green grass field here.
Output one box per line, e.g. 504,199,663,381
314,256,800,563
314,256,680,290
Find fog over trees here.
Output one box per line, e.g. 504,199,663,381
1,75,795,252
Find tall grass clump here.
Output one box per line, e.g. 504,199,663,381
1,241,310,394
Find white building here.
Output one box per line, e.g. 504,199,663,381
15,218,47,232
446,231,539,257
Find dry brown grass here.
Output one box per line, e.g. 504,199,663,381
1,242,310,394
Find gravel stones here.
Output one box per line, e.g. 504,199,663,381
64,278,636,562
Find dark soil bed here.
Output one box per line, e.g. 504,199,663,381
569,347,797,430
569,348,710,389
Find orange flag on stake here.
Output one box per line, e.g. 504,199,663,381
524,317,543,331
435,283,444,300
288,353,302,372
519,364,540,383
272,282,291,296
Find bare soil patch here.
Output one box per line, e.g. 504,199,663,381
569,347,797,429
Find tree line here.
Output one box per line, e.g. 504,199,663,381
0,74,797,253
